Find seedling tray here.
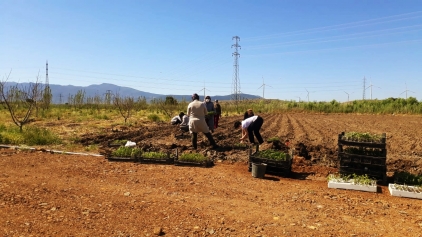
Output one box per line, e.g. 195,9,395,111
248,155,292,176
339,153,386,166
389,184,422,200
138,157,174,165
174,159,213,168
107,156,137,162
328,180,377,192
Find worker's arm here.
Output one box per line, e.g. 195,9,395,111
240,128,248,141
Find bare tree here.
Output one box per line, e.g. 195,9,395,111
40,85,52,111
150,96,178,119
0,71,42,132
113,93,135,124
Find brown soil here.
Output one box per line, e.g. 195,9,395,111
1,113,422,236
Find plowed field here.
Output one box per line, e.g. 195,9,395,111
1,113,422,236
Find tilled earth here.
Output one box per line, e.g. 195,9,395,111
1,113,422,236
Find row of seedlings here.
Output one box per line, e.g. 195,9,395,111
107,145,213,168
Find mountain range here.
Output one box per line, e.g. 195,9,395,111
2,82,261,104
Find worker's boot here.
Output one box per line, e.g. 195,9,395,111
191,132,198,150
204,132,219,149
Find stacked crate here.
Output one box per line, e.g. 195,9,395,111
248,145,293,177
338,132,387,183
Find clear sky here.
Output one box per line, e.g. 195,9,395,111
1,0,422,102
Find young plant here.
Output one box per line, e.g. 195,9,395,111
111,146,141,158
255,149,289,161
343,132,383,143
130,147,142,158
142,151,168,159
179,153,207,163
267,137,280,142
327,173,376,186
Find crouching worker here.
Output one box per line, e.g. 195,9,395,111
187,93,219,150
171,112,185,125
179,112,189,133
234,115,264,145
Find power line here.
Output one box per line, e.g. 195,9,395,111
243,11,422,41
244,24,422,50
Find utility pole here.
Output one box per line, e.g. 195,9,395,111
366,81,381,100
363,77,366,100
59,94,63,104
46,61,49,86
231,36,241,103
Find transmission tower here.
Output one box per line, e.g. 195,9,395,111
231,36,241,102
363,76,366,100
46,61,49,86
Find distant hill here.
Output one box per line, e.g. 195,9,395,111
1,82,260,104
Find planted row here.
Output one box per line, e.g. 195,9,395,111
109,146,211,165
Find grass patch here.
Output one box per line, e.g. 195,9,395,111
0,124,60,146
147,114,161,122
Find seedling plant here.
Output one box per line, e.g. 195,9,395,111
327,173,376,186
267,137,280,142
179,153,207,163
142,151,168,159
255,149,289,161
111,146,142,158
342,132,383,143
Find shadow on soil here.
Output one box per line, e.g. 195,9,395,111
290,171,316,180
263,176,281,181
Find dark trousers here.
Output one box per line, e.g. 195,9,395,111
191,132,216,149
214,115,220,129
247,116,264,144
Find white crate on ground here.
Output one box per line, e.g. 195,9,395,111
328,180,377,192
388,184,422,200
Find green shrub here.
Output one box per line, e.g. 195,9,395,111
394,172,422,186
147,114,161,122
23,126,61,146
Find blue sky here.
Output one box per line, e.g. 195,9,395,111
1,0,422,102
